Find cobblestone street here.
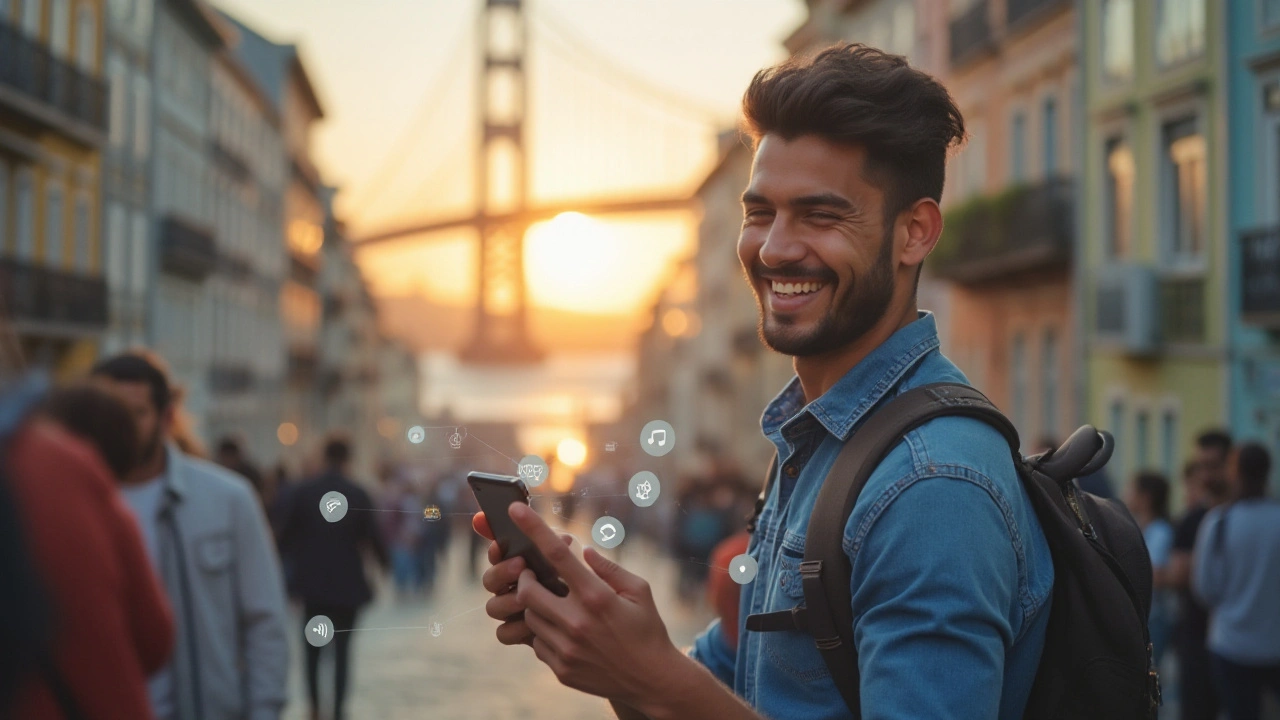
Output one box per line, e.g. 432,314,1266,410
282,525,716,720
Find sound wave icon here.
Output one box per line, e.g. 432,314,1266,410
312,624,328,639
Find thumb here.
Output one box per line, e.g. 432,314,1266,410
583,546,647,596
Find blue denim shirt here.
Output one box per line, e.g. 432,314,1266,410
691,313,1053,719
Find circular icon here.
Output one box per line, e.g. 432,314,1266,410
407,425,426,444
628,471,662,508
640,420,675,457
429,617,443,638
319,491,348,523
306,615,334,647
517,454,549,488
728,554,758,585
591,516,625,549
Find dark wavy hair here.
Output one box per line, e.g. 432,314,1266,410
741,43,966,222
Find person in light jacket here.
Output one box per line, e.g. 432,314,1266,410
93,353,290,720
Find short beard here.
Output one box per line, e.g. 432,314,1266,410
139,425,164,471
755,227,897,357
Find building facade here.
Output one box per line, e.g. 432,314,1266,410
1226,0,1280,484
1081,0,1227,487
929,0,1079,448
1,0,108,378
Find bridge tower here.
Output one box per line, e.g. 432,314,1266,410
462,0,543,363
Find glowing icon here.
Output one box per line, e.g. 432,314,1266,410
635,480,652,501
448,428,466,450
551,500,564,515
599,523,617,542
319,491,348,523
326,498,342,513
728,554,758,585
517,455,549,488
640,420,675,457
423,505,441,521
647,429,666,447
305,615,334,647
430,621,443,638
312,624,328,639
605,441,617,452
407,426,426,444
519,464,545,481
592,515,625,548
628,471,661,508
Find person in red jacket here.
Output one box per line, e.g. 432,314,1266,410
5,411,174,718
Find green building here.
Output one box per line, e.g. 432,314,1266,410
1079,0,1228,495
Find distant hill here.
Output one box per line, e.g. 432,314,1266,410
375,294,647,354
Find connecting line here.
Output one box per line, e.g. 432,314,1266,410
331,602,489,634
467,434,519,465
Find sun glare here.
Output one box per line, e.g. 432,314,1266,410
525,212,631,315
556,437,588,467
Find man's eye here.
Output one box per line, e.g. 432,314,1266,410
743,209,773,222
808,212,838,221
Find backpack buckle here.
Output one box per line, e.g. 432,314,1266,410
798,560,822,578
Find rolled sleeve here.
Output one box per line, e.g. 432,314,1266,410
850,474,1019,720
232,487,291,720
689,618,737,689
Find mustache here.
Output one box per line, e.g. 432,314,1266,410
749,262,838,283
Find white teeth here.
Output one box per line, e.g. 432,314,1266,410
771,280,825,296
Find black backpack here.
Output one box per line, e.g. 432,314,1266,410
744,383,1159,719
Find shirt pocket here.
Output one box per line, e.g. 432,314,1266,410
195,532,233,574
760,531,830,684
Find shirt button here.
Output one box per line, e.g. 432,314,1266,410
784,465,798,478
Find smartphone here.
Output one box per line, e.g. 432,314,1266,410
467,472,570,597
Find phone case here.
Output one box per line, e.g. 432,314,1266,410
468,473,570,597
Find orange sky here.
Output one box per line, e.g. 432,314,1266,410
212,0,804,316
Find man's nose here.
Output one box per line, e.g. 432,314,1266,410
758,222,807,268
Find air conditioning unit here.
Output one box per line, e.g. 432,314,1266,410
1094,263,1159,356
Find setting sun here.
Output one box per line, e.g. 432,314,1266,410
556,437,588,467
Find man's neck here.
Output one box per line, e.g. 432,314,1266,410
125,447,168,486
793,304,920,404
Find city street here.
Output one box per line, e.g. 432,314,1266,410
282,527,717,720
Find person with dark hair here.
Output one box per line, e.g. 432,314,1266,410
473,44,1055,719
1171,436,1235,720
215,435,266,504
276,434,388,720
1126,470,1175,665
1192,442,1280,720
2,372,173,719
40,383,141,480
91,352,289,720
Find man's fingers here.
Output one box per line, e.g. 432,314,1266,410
495,619,534,647
531,636,567,679
488,539,504,566
485,591,526,622
508,502,602,592
583,546,649,597
523,608,573,658
472,512,495,541
482,556,526,594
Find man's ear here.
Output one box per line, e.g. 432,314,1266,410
898,198,944,271
160,404,177,434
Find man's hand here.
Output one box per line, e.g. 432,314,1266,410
472,510,572,647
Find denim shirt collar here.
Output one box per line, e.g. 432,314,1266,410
761,311,940,443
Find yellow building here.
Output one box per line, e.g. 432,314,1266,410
1,0,107,378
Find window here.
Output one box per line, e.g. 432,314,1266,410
15,168,34,260
106,201,127,289
49,0,68,58
1162,117,1206,264
1011,111,1027,183
1110,399,1126,474
130,209,147,294
1043,97,1058,177
1157,0,1206,67
1102,0,1134,80
1011,332,1029,432
20,0,40,37
1161,410,1177,479
45,181,64,264
107,53,126,148
132,73,149,160
73,192,89,272
1105,137,1134,259
1136,410,1150,469
1041,328,1059,441
75,5,95,72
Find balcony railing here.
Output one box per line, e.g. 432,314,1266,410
0,258,108,330
949,0,994,67
0,20,108,140
159,215,217,281
1242,226,1280,328
1159,276,1205,344
1007,0,1068,30
930,177,1074,284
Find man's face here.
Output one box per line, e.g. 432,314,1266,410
1194,444,1228,482
97,379,167,466
737,135,898,357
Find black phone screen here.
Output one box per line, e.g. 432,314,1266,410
467,472,569,596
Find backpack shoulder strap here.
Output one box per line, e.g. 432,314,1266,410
802,382,1018,716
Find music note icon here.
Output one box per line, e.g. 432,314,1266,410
641,421,675,457
647,429,666,447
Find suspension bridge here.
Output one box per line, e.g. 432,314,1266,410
352,0,730,363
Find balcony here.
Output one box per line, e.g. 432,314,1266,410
0,257,107,333
159,215,217,281
949,0,994,68
1242,226,1280,328
1007,0,1068,31
930,178,1073,285
0,20,108,147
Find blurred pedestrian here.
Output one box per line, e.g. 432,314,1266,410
215,435,266,504
2,371,174,720
276,435,388,720
41,383,141,479
92,352,290,720
1126,470,1175,665
376,463,423,598
1192,443,1280,720
1170,449,1231,720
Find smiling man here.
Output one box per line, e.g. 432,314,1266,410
475,44,1054,719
